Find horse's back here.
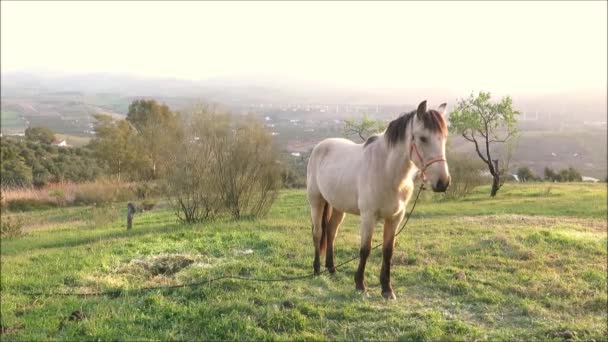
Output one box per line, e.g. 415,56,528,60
307,138,363,214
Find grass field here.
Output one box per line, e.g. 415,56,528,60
0,110,27,133
1,183,606,340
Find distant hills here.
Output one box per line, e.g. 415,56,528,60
1,71,606,178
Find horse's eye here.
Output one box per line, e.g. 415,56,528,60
420,136,428,143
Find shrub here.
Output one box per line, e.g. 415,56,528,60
140,199,157,211
544,166,582,182
516,166,539,182
166,112,225,223
48,189,67,206
1,215,24,239
215,117,281,219
166,107,281,222
441,152,488,199
134,182,161,199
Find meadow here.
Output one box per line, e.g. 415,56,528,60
1,183,606,341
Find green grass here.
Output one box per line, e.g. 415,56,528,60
0,110,27,132
1,183,606,340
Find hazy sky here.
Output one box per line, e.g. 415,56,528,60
2,1,606,94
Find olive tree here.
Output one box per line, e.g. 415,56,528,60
449,92,519,197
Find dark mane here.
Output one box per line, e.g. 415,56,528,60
384,109,448,148
363,135,379,147
385,111,415,147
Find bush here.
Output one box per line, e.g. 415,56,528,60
166,108,281,222
215,117,281,219
134,182,162,199
140,199,157,211
441,152,488,199
544,166,582,182
1,215,24,239
166,111,226,223
516,166,539,182
48,189,67,206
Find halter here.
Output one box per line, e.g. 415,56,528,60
409,139,446,181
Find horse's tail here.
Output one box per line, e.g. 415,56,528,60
320,202,331,255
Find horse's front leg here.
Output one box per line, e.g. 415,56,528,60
354,213,376,292
380,212,404,300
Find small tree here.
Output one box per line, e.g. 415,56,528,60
25,126,55,145
343,114,385,142
89,114,144,181
214,116,282,219
165,108,227,223
517,166,537,182
544,167,557,182
449,92,520,197
126,99,183,179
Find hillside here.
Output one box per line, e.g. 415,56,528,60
1,183,606,340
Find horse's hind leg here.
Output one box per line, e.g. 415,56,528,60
325,209,345,273
309,196,326,275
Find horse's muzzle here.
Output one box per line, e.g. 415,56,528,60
432,176,451,192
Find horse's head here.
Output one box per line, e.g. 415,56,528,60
410,100,451,192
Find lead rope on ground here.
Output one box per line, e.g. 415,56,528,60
16,184,426,298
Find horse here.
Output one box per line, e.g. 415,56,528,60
306,100,450,299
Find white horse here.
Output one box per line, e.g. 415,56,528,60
306,100,450,299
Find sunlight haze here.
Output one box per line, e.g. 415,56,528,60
1,1,607,94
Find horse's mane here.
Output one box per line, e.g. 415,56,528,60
384,109,447,148
363,135,379,147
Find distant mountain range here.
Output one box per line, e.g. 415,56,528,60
2,71,606,122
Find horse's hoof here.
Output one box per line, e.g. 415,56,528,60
327,267,336,274
382,291,397,300
355,284,366,292
357,290,370,297
313,267,321,276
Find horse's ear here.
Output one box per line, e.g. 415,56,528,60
416,100,427,119
437,103,447,115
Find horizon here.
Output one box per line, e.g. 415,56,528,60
2,1,607,96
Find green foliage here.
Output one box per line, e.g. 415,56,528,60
25,126,55,144
48,189,67,206
343,113,386,142
545,166,583,182
449,91,520,196
441,152,488,199
140,199,157,211
166,107,281,221
126,99,183,179
280,153,308,189
88,114,145,181
0,215,23,239
0,136,103,188
516,166,539,182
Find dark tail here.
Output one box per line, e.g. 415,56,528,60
320,202,331,255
